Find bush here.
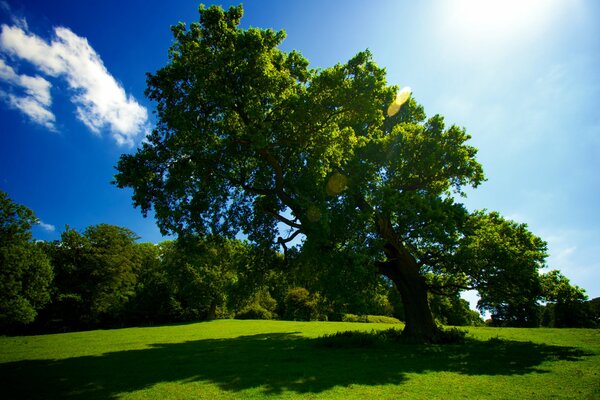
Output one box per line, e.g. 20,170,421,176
317,328,404,348
317,326,466,348
284,287,319,321
235,303,273,320
433,327,468,344
341,314,401,324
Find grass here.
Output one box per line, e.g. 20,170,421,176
0,320,598,399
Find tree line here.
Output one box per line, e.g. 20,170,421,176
1,190,598,334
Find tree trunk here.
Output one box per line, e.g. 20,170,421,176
379,245,438,343
375,214,439,342
207,301,217,320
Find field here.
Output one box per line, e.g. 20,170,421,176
0,320,598,399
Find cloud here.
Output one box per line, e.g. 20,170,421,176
37,221,56,232
0,22,148,146
0,57,56,129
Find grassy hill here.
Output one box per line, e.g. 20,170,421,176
1,320,598,399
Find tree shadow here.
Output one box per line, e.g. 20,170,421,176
0,332,591,399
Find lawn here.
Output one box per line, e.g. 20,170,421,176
0,320,598,399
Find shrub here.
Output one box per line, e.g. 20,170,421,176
317,328,404,348
235,303,273,320
433,327,468,344
341,314,401,324
317,326,466,348
284,287,319,321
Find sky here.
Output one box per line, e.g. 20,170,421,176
0,0,599,301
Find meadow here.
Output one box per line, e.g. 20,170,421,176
0,320,598,399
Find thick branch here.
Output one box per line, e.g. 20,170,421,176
278,228,303,244
266,210,302,229
277,229,302,263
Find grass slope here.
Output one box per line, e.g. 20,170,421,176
0,320,598,399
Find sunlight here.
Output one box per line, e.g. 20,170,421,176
441,0,565,46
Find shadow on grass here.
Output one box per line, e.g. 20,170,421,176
0,332,590,399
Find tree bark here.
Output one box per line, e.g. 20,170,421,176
375,217,439,343
377,250,439,342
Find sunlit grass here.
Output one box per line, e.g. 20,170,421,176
1,320,598,399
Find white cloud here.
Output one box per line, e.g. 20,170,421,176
3,92,56,129
0,22,148,146
0,57,55,129
37,221,56,232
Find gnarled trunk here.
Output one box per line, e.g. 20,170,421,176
376,214,439,342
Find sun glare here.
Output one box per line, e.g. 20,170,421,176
443,0,564,44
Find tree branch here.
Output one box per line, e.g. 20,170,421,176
265,210,302,229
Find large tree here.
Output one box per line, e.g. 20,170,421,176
115,5,530,342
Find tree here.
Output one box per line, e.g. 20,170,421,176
428,292,483,326
540,270,590,327
455,212,547,327
160,236,248,320
116,5,554,342
44,224,141,327
0,191,53,329
126,242,175,324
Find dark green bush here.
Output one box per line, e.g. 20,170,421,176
317,326,466,348
284,287,319,321
341,313,401,324
235,303,273,320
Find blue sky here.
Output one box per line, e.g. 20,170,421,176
1,0,599,300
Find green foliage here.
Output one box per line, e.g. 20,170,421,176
317,326,466,348
428,292,484,326
540,270,592,327
235,289,277,320
125,242,176,324
0,191,53,329
341,314,401,324
117,4,550,342
455,211,547,327
587,297,600,326
284,287,322,321
42,224,141,327
235,304,273,320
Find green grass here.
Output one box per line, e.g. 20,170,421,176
0,320,598,399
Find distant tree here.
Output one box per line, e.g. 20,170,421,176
161,236,252,320
588,297,600,327
44,224,141,327
125,242,175,324
0,191,53,329
455,212,547,327
540,270,590,327
428,293,483,326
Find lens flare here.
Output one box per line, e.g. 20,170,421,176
387,86,412,117
326,172,348,196
307,205,321,222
